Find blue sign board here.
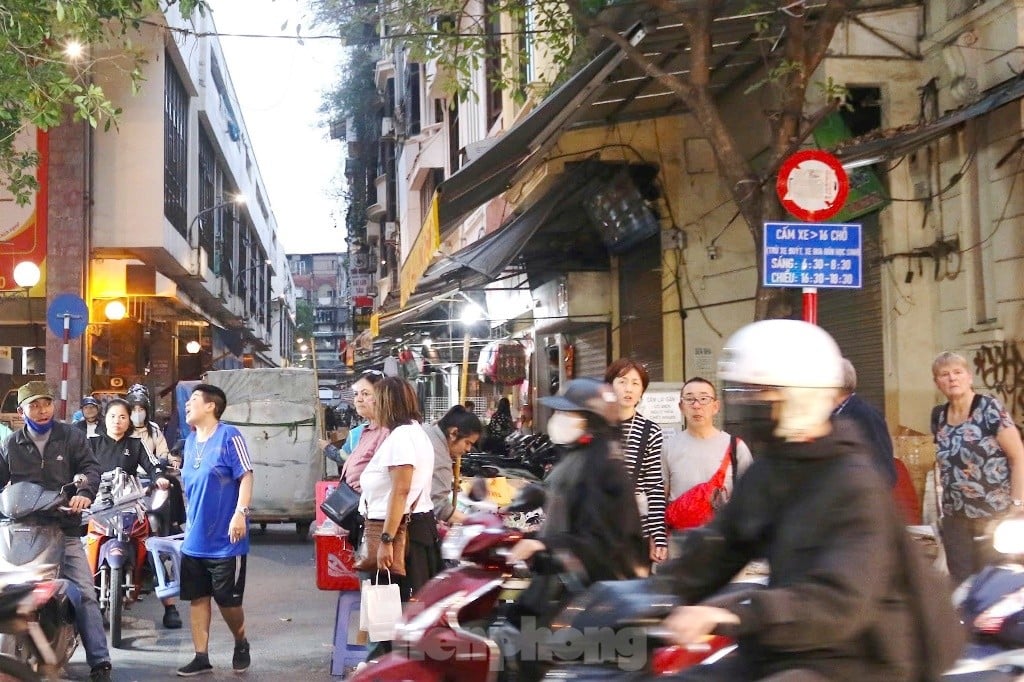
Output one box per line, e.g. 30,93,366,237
763,222,862,289
46,293,90,339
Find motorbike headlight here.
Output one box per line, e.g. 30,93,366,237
993,516,1024,555
441,524,486,562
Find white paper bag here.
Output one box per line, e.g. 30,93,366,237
361,573,402,642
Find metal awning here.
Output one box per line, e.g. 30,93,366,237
435,24,645,235
427,172,593,282
833,75,1024,166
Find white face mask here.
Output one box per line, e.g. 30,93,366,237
547,412,586,445
130,412,147,427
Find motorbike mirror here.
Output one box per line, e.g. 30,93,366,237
507,483,546,513
73,474,88,489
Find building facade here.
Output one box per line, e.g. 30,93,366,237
348,0,1024,433
0,6,296,420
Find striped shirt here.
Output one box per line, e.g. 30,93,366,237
621,413,667,547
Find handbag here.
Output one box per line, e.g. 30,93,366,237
666,436,737,530
320,481,360,526
319,481,365,547
354,517,409,575
359,572,403,642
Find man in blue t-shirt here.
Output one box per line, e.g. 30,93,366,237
176,384,254,678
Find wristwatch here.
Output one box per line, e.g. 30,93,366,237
235,506,252,517
1012,499,1023,508
380,531,394,544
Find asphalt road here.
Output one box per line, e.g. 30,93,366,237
63,527,343,681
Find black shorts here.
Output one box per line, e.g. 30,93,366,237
180,554,247,607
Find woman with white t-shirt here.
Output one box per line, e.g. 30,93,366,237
359,376,437,600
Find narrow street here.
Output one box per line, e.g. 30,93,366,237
65,527,341,681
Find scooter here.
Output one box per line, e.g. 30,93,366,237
83,468,148,649
0,477,87,679
941,515,1024,680
349,485,547,682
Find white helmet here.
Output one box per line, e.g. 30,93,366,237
718,320,843,447
718,319,843,389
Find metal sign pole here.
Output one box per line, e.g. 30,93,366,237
802,287,818,324
59,314,71,420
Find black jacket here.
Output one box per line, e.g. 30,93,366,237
89,433,159,480
659,419,923,681
835,394,896,486
0,422,101,535
540,438,647,583
73,418,106,439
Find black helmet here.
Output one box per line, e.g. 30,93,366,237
81,396,100,409
126,392,151,412
539,378,620,428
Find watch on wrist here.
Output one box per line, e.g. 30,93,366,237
236,506,252,517
380,531,394,544
1012,499,1023,508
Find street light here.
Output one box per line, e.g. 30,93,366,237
2,261,41,346
188,194,245,276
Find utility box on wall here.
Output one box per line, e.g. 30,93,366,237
533,272,611,333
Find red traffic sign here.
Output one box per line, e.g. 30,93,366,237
776,149,849,222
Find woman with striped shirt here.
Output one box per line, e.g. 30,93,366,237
605,358,668,564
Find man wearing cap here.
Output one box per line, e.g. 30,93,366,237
74,395,106,442
0,381,112,682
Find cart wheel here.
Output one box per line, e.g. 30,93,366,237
296,521,311,539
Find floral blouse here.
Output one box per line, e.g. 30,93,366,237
934,394,1014,518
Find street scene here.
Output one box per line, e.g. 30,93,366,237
2,0,1024,680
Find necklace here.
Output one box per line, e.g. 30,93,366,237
192,426,217,469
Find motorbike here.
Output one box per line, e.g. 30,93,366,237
462,434,562,483
0,478,87,680
941,515,1024,680
349,485,547,682
83,468,148,649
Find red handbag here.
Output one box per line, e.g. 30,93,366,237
665,437,736,530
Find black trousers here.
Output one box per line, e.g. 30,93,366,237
404,511,441,598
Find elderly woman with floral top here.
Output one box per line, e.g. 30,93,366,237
931,351,1024,584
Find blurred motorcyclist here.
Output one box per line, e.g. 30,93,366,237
650,320,954,681
509,378,647,622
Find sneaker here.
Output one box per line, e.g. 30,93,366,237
89,662,112,682
163,605,183,629
177,654,213,677
232,639,250,673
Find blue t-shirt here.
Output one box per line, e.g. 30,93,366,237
181,424,253,558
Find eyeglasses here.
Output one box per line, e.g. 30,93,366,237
681,395,716,406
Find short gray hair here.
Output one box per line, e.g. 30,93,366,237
932,351,969,377
840,358,857,394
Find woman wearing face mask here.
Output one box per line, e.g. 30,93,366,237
509,378,647,628
90,399,183,629
126,394,171,465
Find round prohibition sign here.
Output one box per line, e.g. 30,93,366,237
776,149,850,223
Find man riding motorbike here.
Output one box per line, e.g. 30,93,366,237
648,320,962,681
0,381,112,682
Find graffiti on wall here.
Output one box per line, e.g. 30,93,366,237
974,342,1024,425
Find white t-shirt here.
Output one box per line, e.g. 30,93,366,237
359,422,435,519
661,429,753,501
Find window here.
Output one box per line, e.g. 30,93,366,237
406,63,422,136
198,128,217,260
164,56,189,236
448,97,460,173
484,0,503,128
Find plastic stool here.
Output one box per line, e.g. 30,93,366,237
145,533,184,600
331,591,367,676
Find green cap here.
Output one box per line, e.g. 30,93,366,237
18,381,54,406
